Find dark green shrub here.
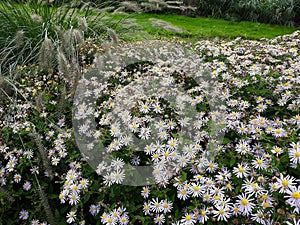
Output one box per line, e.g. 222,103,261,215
192,0,299,27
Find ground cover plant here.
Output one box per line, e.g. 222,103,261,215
0,1,300,225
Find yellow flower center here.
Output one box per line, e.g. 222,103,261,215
275,129,281,134
241,198,248,205
186,215,192,221
238,167,245,172
263,202,269,208
292,192,300,199
295,152,300,157
262,195,268,200
257,159,263,164
282,180,289,187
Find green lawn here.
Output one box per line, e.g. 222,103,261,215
111,13,299,42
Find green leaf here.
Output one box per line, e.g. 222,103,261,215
48,194,57,199
222,138,231,145
83,192,90,204
55,209,61,219
229,157,236,167
181,171,187,182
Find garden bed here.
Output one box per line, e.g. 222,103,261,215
0,27,299,224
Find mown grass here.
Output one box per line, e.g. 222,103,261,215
111,13,299,42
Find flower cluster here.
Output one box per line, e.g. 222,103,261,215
74,32,300,224
1,28,300,224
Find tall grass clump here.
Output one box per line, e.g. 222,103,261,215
0,0,122,76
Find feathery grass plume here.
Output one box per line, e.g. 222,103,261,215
113,6,126,14
37,0,54,5
35,91,45,112
96,6,116,13
54,25,65,41
69,66,81,99
78,17,88,32
94,52,104,71
62,29,75,57
39,35,54,69
31,14,43,23
149,0,169,7
29,131,53,180
0,76,14,99
57,47,71,81
0,187,15,203
141,2,162,11
166,1,196,11
79,1,91,11
100,28,119,51
14,30,24,49
72,29,84,46
121,1,142,13
149,18,187,33
108,28,119,44
57,26,83,100
141,0,169,11
34,177,56,225
55,84,68,119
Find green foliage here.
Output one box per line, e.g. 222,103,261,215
195,0,299,27
0,0,120,77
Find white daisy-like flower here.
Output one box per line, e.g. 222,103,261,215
180,213,196,225
66,211,77,224
154,214,165,225
149,198,164,213
288,142,300,165
271,145,284,157
233,163,250,178
236,193,255,215
275,174,297,193
212,204,232,222
285,185,300,213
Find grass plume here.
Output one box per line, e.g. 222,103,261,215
29,131,53,180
